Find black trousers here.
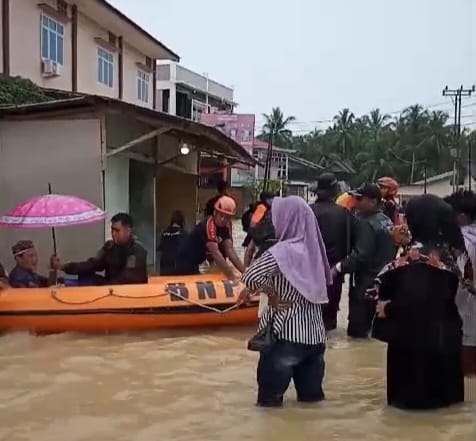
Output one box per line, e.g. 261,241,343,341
256,341,326,407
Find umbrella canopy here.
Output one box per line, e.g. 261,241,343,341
0,194,106,228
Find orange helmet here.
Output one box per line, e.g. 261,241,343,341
214,196,236,216
376,177,399,196
336,192,357,211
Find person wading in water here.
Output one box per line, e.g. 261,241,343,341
311,173,369,331
371,194,465,410
239,196,332,407
444,190,476,384
336,183,396,338
244,191,276,268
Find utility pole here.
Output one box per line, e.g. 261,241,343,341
263,129,274,192
442,85,475,192
469,138,473,191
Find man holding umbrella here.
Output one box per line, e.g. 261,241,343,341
51,213,148,285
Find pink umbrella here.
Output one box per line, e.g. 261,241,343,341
0,194,106,228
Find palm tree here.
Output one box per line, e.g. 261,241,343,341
425,110,451,167
367,108,391,140
333,108,355,159
261,107,296,148
400,105,430,183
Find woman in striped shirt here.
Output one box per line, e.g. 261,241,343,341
240,196,332,407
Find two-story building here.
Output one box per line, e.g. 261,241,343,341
0,0,179,108
156,61,235,121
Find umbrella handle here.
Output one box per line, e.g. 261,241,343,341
48,183,58,284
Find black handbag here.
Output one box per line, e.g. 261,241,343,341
247,314,276,352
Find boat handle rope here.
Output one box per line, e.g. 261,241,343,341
49,287,240,314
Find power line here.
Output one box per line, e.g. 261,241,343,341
254,100,463,130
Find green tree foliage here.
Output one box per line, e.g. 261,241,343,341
287,105,475,185
0,76,51,106
260,107,296,149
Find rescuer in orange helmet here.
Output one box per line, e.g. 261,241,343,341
174,195,245,279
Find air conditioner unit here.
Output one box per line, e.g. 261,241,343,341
42,60,61,77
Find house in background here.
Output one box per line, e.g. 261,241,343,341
252,138,324,200
399,170,476,201
156,61,236,120
0,0,178,108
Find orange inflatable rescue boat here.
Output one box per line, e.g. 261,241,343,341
0,275,258,334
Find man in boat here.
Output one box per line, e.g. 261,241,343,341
337,183,396,338
0,262,9,289
175,195,245,279
51,213,148,285
9,240,56,288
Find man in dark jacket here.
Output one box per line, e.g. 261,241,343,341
311,174,369,330
336,183,396,338
51,213,148,285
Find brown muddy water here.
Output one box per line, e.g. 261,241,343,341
0,224,474,441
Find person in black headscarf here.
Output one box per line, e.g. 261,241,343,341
371,194,465,410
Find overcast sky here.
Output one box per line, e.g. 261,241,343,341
110,0,475,133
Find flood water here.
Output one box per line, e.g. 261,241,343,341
0,224,474,441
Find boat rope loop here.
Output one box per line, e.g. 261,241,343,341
49,286,240,314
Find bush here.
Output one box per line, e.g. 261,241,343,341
0,76,51,106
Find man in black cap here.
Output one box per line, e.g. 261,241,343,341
335,183,396,338
311,174,370,330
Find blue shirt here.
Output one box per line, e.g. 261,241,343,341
9,266,49,288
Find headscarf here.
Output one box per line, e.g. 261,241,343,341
377,177,399,198
405,194,465,252
269,196,332,304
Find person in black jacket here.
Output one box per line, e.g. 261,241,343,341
158,210,188,275
335,184,396,338
243,192,276,267
311,173,369,331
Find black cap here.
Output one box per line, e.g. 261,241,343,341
349,183,382,201
316,173,338,191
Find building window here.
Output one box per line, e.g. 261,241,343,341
41,15,64,65
97,47,114,87
137,70,149,103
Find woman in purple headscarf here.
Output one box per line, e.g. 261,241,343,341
240,196,332,407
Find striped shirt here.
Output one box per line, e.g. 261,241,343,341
242,251,326,345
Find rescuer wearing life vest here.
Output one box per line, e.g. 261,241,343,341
336,191,357,211
175,196,245,279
